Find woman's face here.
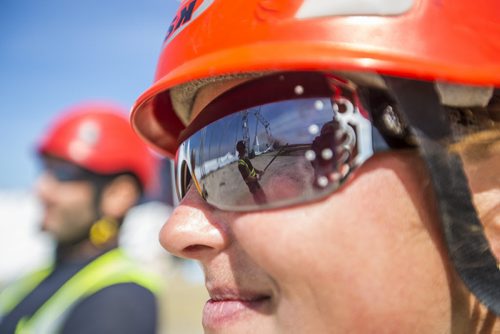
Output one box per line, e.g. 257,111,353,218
160,79,471,334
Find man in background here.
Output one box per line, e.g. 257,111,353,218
0,102,160,333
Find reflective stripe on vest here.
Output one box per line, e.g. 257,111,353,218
2,249,159,334
0,268,52,321
238,159,257,177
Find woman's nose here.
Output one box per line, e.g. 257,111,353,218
160,187,230,262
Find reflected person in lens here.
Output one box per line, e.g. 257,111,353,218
236,140,267,204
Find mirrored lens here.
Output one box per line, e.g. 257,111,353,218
179,94,375,211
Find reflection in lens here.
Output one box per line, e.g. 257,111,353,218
182,95,369,211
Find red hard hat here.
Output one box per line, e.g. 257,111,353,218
38,102,158,192
131,0,500,157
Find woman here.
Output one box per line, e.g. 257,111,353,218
131,0,500,332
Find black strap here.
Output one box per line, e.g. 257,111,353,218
383,76,500,315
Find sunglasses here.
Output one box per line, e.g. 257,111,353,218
175,72,411,211
41,157,95,182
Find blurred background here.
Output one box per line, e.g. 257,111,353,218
0,1,206,332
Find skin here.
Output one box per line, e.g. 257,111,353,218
36,164,140,256
161,79,499,333
36,171,96,244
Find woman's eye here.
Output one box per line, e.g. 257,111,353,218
185,176,193,193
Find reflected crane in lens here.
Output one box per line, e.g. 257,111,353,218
241,107,275,158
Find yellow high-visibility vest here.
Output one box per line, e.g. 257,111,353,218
238,159,257,177
0,248,160,334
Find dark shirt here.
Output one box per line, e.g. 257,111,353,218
61,283,156,334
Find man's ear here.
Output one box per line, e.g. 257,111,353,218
100,175,141,220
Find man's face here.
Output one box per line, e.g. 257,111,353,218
160,79,470,333
36,159,96,244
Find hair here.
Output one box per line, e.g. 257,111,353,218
447,91,500,233
236,140,246,154
450,126,500,162
448,88,500,163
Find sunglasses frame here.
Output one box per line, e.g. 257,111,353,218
174,71,400,211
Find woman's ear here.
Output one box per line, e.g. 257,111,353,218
100,175,141,220
467,154,500,262
477,192,500,262
453,128,500,261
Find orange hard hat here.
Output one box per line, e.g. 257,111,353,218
38,102,157,192
131,0,500,157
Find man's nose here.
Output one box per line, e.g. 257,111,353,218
160,187,230,262
35,171,58,203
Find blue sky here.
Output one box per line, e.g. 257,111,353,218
0,0,179,189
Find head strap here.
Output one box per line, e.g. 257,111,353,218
384,76,500,315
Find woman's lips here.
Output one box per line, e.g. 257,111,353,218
202,291,271,329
